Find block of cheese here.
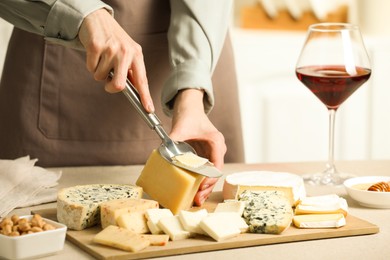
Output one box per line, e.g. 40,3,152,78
158,215,192,241
145,208,174,234
139,234,170,246
100,198,158,229
214,200,246,216
136,149,205,214
199,212,248,241
57,184,142,230
223,171,306,206
295,194,348,217
93,225,150,252
117,212,149,234
293,213,346,228
239,190,293,234
178,209,208,235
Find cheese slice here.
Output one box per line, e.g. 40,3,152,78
178,209,208,235
57,184,142,230
100,198,158,229
214,200,246,216
295,194,348,216
93,225,150,252
199,212,247,241
293,213,346,228
136,149,205,214
145,208,174,234
117,212,149,234
139,234,170,246
158,215,192,241
223,171,306,206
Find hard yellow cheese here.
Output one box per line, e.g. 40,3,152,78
93,225,150,252
100,198,158,229
136,149,205,215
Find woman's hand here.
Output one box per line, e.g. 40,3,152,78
78,8,154,112
170,89,227,206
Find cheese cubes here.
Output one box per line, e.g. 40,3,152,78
136,149,205,214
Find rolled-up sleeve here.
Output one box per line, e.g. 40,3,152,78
0,0,113,49
162,0,233,116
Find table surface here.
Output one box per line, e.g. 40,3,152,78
10,160,390,260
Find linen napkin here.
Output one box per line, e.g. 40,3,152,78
0,156,62,218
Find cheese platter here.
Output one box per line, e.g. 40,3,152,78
33,191,379,260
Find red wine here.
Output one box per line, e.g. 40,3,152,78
296,65,371,109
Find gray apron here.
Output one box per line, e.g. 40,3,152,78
0,0,244,167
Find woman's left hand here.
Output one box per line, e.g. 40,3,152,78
170,89,226,206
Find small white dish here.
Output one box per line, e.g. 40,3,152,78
0,215,67,259
343,176,390,208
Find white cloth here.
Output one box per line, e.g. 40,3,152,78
0,156,61,218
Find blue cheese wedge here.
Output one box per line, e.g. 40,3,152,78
57,184,142,230
239,190,293,234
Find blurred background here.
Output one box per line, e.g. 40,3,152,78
1,0,389,164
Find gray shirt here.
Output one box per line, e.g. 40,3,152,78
0,0,233,115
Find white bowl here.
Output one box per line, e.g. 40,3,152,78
0,215,67,259
343,176,390,208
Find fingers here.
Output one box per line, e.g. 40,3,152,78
79,8,155,112
193,178,218,206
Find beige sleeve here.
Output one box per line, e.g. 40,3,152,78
0,0,113,50
161,0,233,116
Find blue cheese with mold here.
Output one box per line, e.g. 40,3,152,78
239,190,293,234
57,184,142,230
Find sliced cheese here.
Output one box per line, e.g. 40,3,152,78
223,171,306,206
293,213,346,228
93,225,150,252
199,212,247,241
295,194,348,216
117,212,149,234
57,184,142,230
100,198,158,229
239,190,293,234
158,215,192,241
145,208,174,234
173,152,209,168
178,209,208,235
139,234,170,246
214,200,246,216
136,149,205,214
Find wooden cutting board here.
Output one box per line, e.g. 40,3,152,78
33,192,379,260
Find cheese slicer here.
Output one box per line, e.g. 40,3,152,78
109,72,222,178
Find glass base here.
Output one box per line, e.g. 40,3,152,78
302,169,355,186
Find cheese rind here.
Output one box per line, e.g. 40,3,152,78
239,190,293,234
93,225,150,252
136,149,205,214
100,198,158,229
293,213,346,228
57,184,142,230
223,171,306,206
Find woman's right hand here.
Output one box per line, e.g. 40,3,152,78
78,8,154,112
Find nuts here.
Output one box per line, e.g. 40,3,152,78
0,214,56,237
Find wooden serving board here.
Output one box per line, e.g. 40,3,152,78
33,192,379,260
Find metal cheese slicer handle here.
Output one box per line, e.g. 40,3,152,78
108,71,196,158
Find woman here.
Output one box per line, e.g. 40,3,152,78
0,0,244,205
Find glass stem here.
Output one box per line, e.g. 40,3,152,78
326,109,337,174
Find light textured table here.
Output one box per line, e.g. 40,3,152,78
10,161,390,260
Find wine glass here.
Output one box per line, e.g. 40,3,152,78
295,23,371,185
